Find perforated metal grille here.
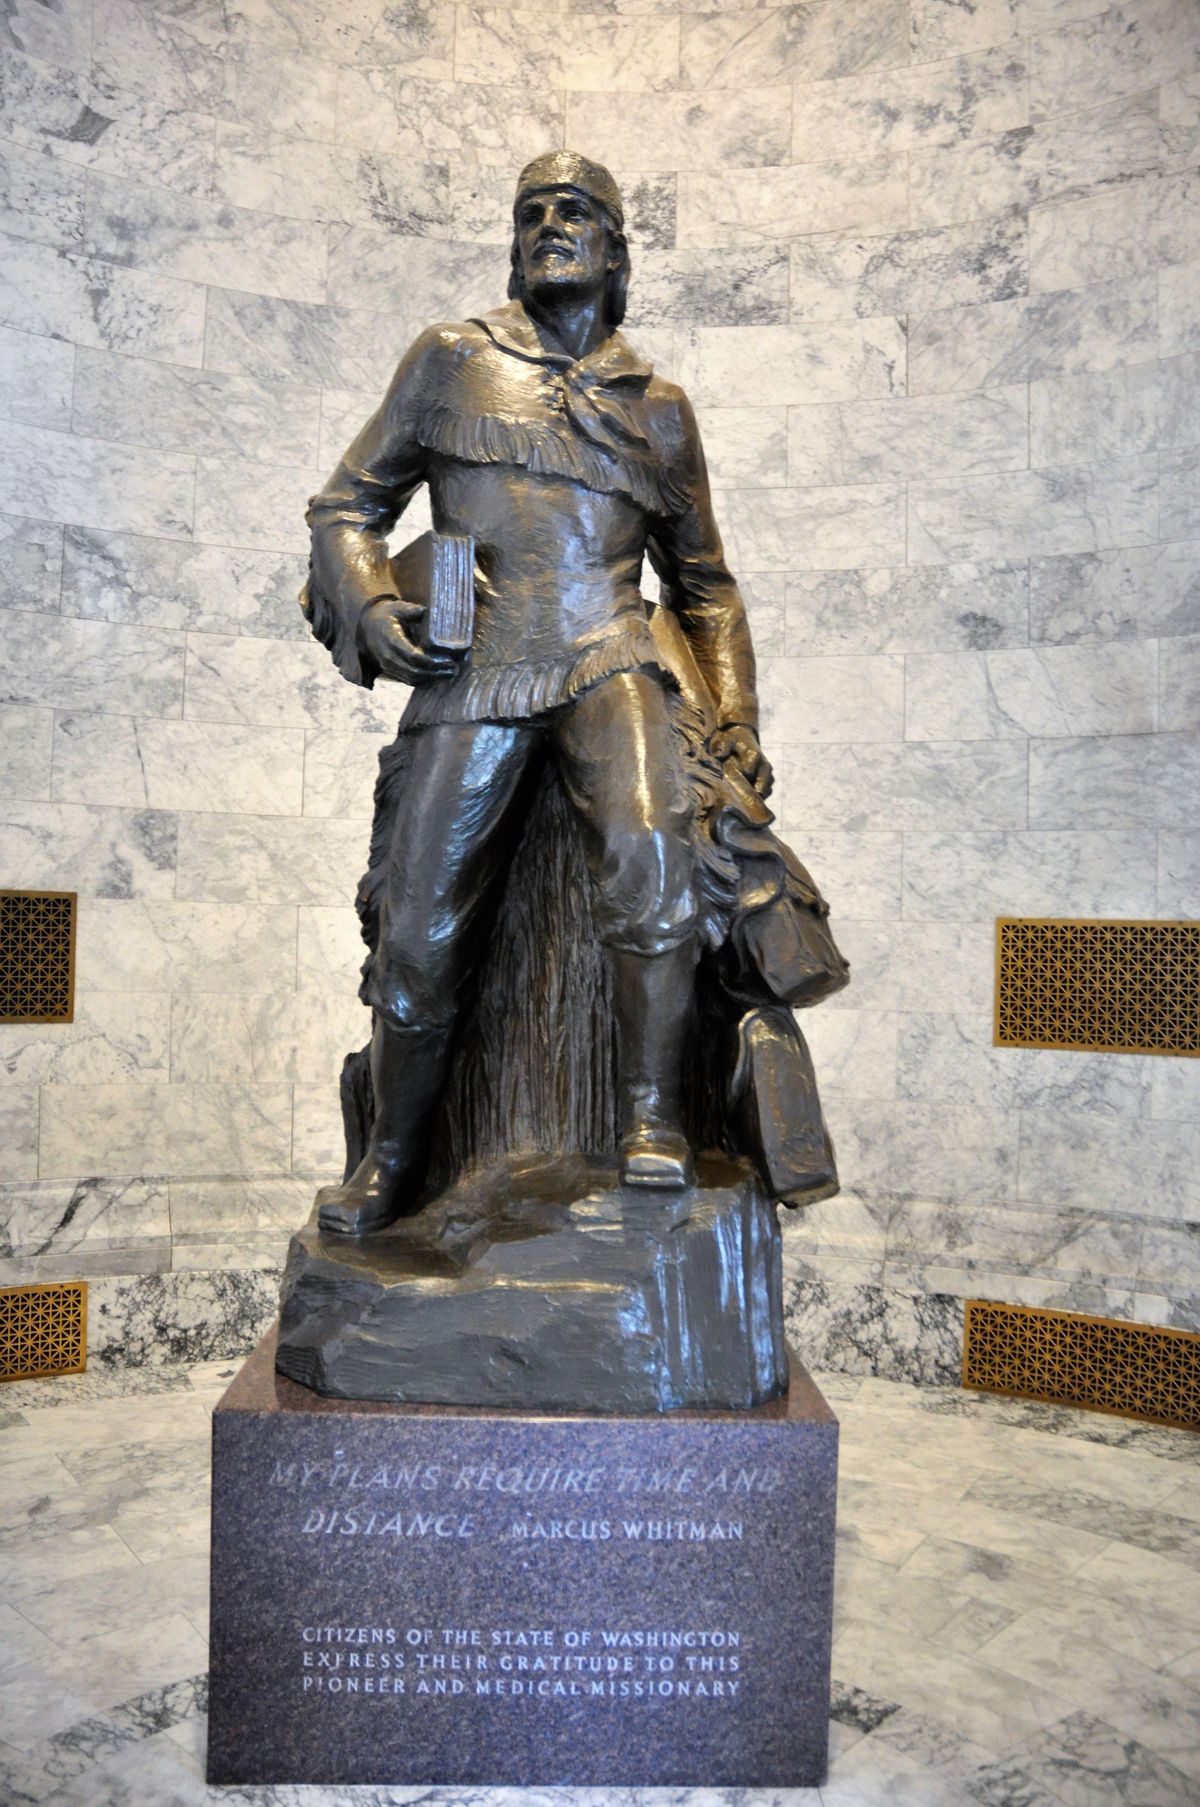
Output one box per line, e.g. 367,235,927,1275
964,1300,1200,1431
0,890,76,1023
0,1282,87,1381
995,917,1200,1056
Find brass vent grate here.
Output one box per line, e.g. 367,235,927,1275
995,917,1200,1056
0,889,76,1023
964,1300,1199,1431
1,1281,87,1382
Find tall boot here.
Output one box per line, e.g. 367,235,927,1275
610,942,697,1189
316,1019,452,1235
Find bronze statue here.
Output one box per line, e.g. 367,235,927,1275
297,152,847,1302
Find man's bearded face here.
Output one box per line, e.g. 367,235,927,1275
515,186,613,304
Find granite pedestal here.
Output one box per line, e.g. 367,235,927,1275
208,1326,838,1787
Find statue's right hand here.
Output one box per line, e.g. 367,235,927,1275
358,596,459,685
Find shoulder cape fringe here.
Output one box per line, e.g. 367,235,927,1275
416,402,692,519
397,624,674,729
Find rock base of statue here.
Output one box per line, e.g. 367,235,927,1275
206,1326,837,1787
275,1153,787,1411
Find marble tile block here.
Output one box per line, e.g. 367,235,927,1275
0,142,85,250
0,1176,170,1276
1018,1109,1200,1220
909,277,1158,395
52,714,305,815
680,0,910,88
785,1275,963,1384
627,246,788,328
1029,169,1200,293
758,654,904,744
0,420,195,540
0,1082,38,1185
908,457,1159,564
74,899,299,995
678,318,905,408
296,904,367,994
828,917,997,1015
800,1008,898,1099
336,70,562,165
793,43,1028,163
896,1013,1151,1116
0,0,92,70
692,407,788,488
678,157,908,248
0,512,62,614
784,831,902,919
773,740,1028,831
191,458,317,555
0,802,176,899
0,615,185,716
302,727,396,819
1031,541,1200,645
62,530,309,642
1030,730,1200,828
901,827,1159,919
0,995,170,1087
0,234,208,366
1158,635,1200,732
39,1082,294,1182
318,386,386,470
325,225,510,314
788,389,1028,486
88,0,227,111
0,324,73,430
182,634,400,734
1149,1055,1200,1124
1160,261,1200,359
826,1095,1019,1206
170,1176,313,1248
173,815,368,906
789,213,1027,324
455,7,680,89
86,1269,280,1366
717,482,906,571
567,87,790,171
83,172,328,305
214,127,450,238
202,288,402,393
168,993,368,1086
884,1198,1148,1305
0,703,52,800
1162,446,1200,541
1030,0,1200,119
904,644,1159,740
1157,829,1200,916
70,350,321,466
216,41,339,137
1032,361,1177,468
227,0,455,72
290,1078,350,1177
740,572,786,654
784,562,1029,656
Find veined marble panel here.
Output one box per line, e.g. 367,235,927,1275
908,457,1159,564
217,41,338,137
680,0,909,88
1029,169,1200,293
0,803,176,898
0,49,215,197
0,142,84,250
1161,261,1200,359
52,715,305,815
788,389,1028,485
0,420,194,540
909,277,1158,395
86,1269,280,1366
1162,446,1200,540
884,1198,1148,1306
781,1191,890,1289
0,703,51,800
0,615,185,716
0,235,208,366
1031,542,1200,645
758,654,904,744
1158,634,1200,732
73,900,299,994
191,457,317,554
202,288,403,392
454,8,679,89
318,387,383,470
70,351,321,467
910,92,1191,231
62,530,308,641
740,572,786,654
786,1275,963,1382
336,70,562,165
1029,731,1200,828
785,831,902,919
828,917,997,1015
83,173,328,304
168,993,367,1086
790,213,1027,323
0,1084,37,1180
618,172,678,253
774,740,1028,831
296,904,369,994
897,1013,1151,1116
901,827,1159,919
181,633,400,733
566,88,789,170
678,157,908,247
1157,829,1200,916
0,0,92,70
826,1094,1019,1206
0,997,169,1087
1149,1055,1200,1125
325,225,510,313
1029,360,1171,466
291,1079,347,1179
691,406,787,487
213,125,450,236
793,43,1028,163
301,726,396,818
226,0,455,72
0,325,73,430
716,481,906,570
625,245,787,327
1018,1109,1200,1220
785,562,1029,656
904,644,1159,740
1030,0,1200,119
800,1008,898,1099
0,1177,169,1280
173,815,368,905
170,1176,311,1243
0,512,62,614
678,317,905,408
87,0,227,111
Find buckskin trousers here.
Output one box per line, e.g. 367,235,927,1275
364,669,699,1031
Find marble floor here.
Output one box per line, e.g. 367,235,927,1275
1,1359,1198,1807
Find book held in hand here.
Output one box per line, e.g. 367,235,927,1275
389,531,476,651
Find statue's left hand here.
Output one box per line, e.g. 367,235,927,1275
711,724,774,799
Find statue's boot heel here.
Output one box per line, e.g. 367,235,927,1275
619,1124,694,1189
316,1021,452,1237
611,941,698,1194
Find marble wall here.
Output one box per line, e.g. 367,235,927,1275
0,0,1197,1380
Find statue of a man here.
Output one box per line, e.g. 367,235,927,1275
303,152,845,1237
